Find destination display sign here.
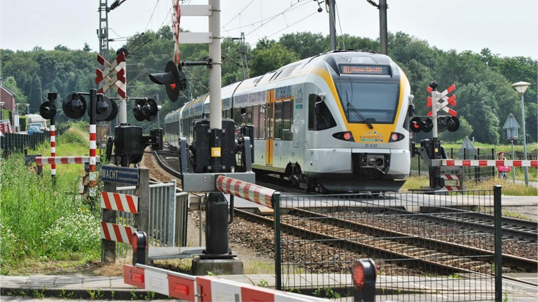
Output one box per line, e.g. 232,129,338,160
339,64,390,75
102,166,139,185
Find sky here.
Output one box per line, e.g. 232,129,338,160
0,0,537,59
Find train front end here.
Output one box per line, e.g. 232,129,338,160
306,52,412,192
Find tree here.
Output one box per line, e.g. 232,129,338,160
83,43,92,52
279,32,327,59
249,40,300,77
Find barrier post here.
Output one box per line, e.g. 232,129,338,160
102,180,117,263
135,168,150,265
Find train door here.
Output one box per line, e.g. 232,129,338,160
266,90,275,166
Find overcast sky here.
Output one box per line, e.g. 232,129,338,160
1,0,537,59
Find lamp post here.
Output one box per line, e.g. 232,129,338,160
0,101,4,120
511,81,531,186
25,103,30,115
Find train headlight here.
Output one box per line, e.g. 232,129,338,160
389,132,405,142
332,131,355,142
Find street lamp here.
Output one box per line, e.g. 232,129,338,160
511,81,531,186
25,103,30,115
0,101,4,120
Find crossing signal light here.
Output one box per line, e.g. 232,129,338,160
148,61,187,103
63,93,87,119
133,98,158,121
62,93,118,121
39,93,57,119
438,116,460,132
410,116,433,133
95,95,118,122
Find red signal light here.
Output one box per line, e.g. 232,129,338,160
344,132,352,141
391,133,398,141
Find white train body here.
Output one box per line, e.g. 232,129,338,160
165,51,412,192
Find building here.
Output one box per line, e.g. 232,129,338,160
0,78,16,113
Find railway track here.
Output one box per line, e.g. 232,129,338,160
150,148,537,274
233,207,537,275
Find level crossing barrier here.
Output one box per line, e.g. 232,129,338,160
124,264,330,302
438,159,538,167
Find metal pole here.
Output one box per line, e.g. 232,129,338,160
511,140,516,183
273,192,282,290
520,93,529,185
494,185,502,302
379,0,388,54
328,0,337,50
209,0,223,171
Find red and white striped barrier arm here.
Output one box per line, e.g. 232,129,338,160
441,174,461,180
123,264,329,302
101,222,136,244
101,192,138,214
440,159,538,167
35,156,100,165
50,124,56,176
89,124,97,198
216,175,276,208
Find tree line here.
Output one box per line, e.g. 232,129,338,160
1,28,536,145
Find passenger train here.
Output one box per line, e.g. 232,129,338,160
164,50,413,192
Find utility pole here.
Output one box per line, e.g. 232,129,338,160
367,0,389,55
379,0,388,55
98,0,109,59
240,32,248,80
327,0,337,50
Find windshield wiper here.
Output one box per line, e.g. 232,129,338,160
346,91,374,129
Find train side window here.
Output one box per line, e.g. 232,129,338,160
316,100,336,130
282,101,293,140
275,102,283,139
253,105,259,139
259,104,266,139
308,94,336,131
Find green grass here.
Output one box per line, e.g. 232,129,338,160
402,175,538,196
0,126,101,275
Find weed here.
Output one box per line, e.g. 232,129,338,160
313,287,340,299
288,288,301,294
145,291,156,300
131,290,138,300
449,273,464,279
32,287,46,299
257,279,269,288
87,288,96,300
207,271,216,276
111,290,115,299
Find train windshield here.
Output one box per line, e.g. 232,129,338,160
334,80,399,124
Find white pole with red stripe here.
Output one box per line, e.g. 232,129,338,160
50,124,56,179
89,89,98,199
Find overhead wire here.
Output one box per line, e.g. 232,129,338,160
245,0,310,37
222,0,256,29
144,0,161,32
267,11,319,38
